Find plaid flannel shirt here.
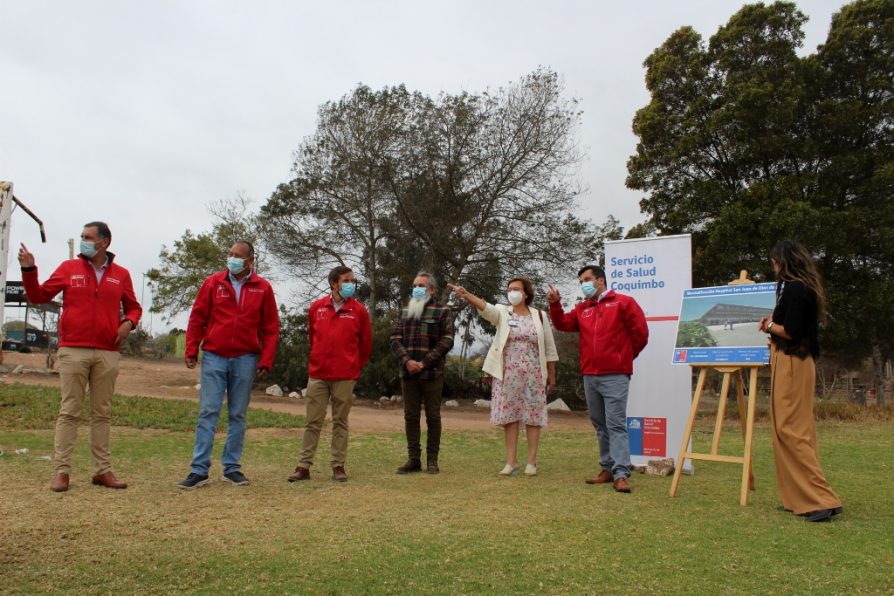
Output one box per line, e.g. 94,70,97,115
389,299,456,380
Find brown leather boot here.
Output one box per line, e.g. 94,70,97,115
332,466,348,482
585,470,613,485
287,466,310,482
613,477,632,493
92,471,128,489
49,472,70,492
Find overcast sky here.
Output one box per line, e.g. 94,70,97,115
1,0,846,330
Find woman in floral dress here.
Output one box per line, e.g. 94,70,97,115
450,277,558,476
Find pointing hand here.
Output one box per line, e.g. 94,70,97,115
546,283,561,304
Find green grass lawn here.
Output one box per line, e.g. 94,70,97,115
1,384,892,594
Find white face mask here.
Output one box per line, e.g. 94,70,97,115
507,290,524,306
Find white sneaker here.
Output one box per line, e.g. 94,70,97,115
499,464,520,476
524,464,537,476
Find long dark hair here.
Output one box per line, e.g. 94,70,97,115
769,240,826,322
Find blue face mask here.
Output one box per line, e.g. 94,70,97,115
411,287,427,300
581,281,598,298
80,240,98,258
226,257,246,274
340,282,356,299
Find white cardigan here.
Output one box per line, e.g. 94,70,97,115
478,302,559,382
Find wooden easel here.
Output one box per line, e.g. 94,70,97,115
668,363,763,505
669,269,766,506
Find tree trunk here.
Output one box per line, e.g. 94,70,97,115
871,341,885,407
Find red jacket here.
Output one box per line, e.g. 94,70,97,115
307,295,372,381
185,270,280,369
21,254,142,351
549,290,649,376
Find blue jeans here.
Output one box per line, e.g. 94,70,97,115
583,374,631,479
190,351,258,475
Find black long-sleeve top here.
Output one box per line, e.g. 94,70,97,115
771,280,820,359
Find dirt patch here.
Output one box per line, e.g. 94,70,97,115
0,351,593,433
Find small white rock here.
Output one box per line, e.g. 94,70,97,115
15,448,29,455
473,399,491,408
265,384,284,397
12,365,24,374
546,398,571,412
288,391,302,399
444,400,459,407
194,383,201,391
379,396,391,403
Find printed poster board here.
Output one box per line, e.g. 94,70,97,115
672,283,776,365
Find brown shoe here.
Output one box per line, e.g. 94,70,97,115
92,471,128,489
427,461,440,475
332,466,348,482
613,477,632,493
585,470,614,485
287,466,310,482
49,472,70,492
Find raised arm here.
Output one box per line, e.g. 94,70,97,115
448,283,499,325
546,284,579,332
19,244,67,304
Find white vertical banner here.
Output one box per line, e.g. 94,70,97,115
605,234,693,472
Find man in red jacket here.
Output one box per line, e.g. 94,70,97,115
548,265,648,493
18,222,142,492
177,241,279,489
288,265,371,483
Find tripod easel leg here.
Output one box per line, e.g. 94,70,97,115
711,372,732,455
739,367,759,506
670,367,707,497
735,370,756,491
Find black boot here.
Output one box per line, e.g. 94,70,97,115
396,459,422,474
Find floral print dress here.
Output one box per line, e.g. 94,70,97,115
490,313,548,427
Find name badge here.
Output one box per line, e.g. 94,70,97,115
508,319,519,328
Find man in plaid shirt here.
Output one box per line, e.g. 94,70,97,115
390,271,455,474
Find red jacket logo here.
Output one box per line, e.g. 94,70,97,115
70,275,87,288
216,286,230,298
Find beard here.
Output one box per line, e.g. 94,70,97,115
406,296,429,319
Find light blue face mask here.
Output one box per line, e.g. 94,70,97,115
80,240,98,258
411,287,427,300
226,256,246,274
340,282,356,299
581,281,597,298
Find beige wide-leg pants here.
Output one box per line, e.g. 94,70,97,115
769,344,842,515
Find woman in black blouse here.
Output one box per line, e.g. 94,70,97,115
759,240,843,522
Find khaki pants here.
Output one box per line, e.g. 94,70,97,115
298,378,355,469
55,347,121,475
769,344,841,515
